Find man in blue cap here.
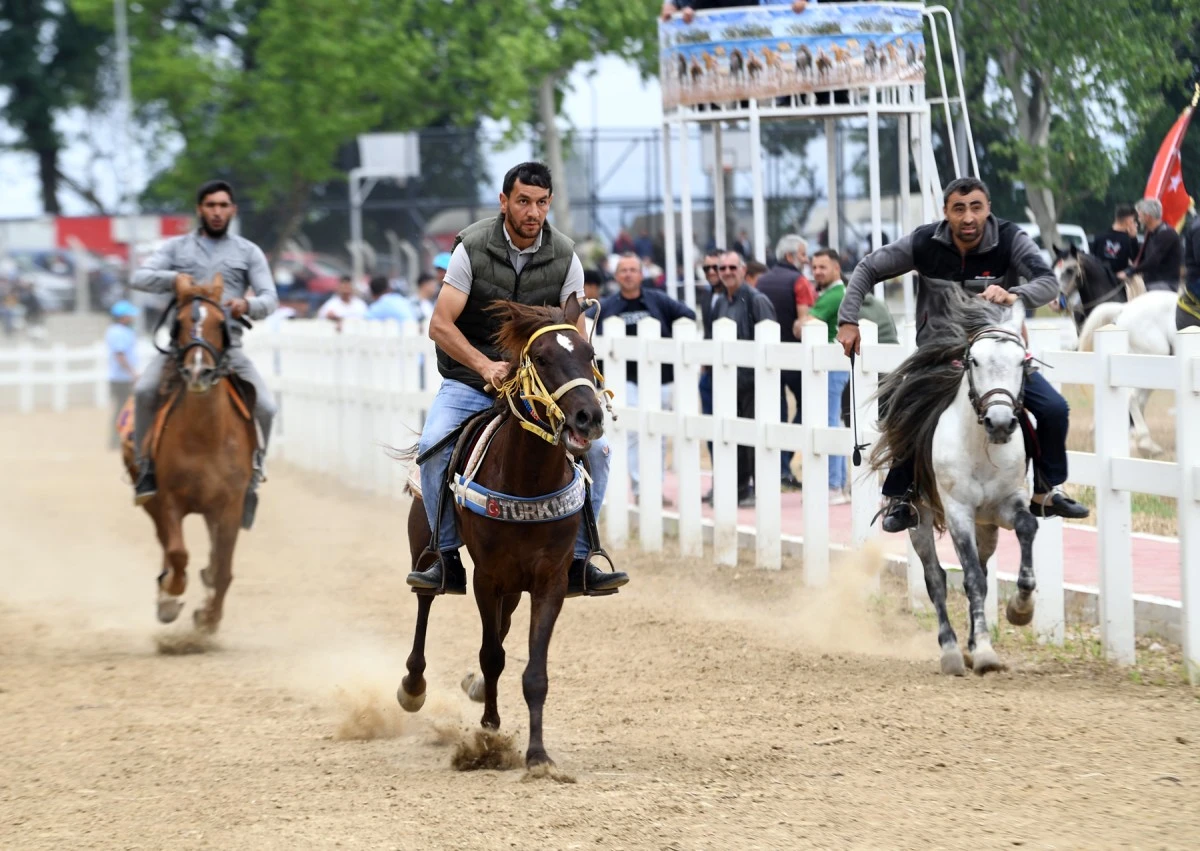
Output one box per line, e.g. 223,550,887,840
106,300,140,449
433,251,452,287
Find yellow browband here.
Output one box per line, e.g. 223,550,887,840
496,320,616,445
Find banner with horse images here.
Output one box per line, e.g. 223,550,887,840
660,3,926,110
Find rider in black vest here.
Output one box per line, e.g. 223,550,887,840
836,177,1089,531
406,162,628,597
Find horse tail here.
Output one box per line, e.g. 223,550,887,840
1077,302,1125,352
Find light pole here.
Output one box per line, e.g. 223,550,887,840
113,0,141,309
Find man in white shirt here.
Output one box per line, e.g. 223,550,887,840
316,275,368,322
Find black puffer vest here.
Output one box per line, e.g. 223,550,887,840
436,215,575,392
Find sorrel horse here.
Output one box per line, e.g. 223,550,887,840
122,274,256,632
397,295,608,771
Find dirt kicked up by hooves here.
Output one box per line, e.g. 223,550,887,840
450,729,524,772
154,629,219,656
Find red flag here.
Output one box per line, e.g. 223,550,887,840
1144,88,1199,230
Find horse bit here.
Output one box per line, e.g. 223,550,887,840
963,326,1033,425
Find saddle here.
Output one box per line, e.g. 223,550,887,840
117,378,254,465
410,408,613,586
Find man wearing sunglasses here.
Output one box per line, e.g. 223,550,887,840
710,252,777,506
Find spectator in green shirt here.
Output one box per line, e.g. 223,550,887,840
808,248,850,502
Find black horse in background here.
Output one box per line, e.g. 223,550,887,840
1053,244,1127,332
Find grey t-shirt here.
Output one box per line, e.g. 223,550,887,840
442,226,585,304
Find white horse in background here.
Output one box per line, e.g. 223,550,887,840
1074,289,1178,455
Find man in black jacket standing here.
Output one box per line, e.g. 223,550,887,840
599,254,696,499
712,251,777,506
755,234,814,489
1179,210,1200,330
1132,197,1183,292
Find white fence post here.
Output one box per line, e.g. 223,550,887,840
801,318,829,586
850,320,880,551
1027,324,1064,645
711,318,739,566
93,341,108,409
636,316,664,552
600,316,629,549
1093,327,1135,665
1176,328,1200,682
673,318,704,559
17,345,35,413
754,320,782,570
50,343,68,413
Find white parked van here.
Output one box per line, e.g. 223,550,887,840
1016,222,1090,265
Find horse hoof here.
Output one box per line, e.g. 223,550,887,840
199,566,215,589
971,646,1006,676
157,596,184,624
1006,597,1035,627
192,608,219,634
940,647,966,676
961,649,974,671
397,684,426,713
460,672,486,703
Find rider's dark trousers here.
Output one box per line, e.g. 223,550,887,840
881,370,1069,498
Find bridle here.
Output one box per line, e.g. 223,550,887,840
1060,256,1123,312
496,319,614,447
963,326,1033,425
154,294,249,377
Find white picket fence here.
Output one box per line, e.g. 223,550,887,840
0,340,158,413
10,317,1199,680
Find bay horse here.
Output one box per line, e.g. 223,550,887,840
122,274,256,631
870,291,1038,676
398,295,609,771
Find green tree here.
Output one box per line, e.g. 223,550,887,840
958,0,1189,248
0,1,108,213
514,0,659,237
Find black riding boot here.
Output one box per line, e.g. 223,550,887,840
566,558,629,598
881,493,919,533
406,549,468,595
134,459,157,506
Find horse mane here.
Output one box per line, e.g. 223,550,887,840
489,301,567,363
869,289,1009,532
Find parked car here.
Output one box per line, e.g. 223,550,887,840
8,251,75,311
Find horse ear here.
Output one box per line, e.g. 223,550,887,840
206,272,224,300
1052,244,1063,259
563,292,582,325
174,273,196,300
1068,243,1078,258
1008,298,1026,329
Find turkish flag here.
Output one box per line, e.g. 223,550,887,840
1144,99,1196,230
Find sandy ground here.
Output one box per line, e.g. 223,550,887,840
2,409,1198,851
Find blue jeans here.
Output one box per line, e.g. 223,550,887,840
418,378,609,559
699,369,713,463
779,371,803,477
827,371,849,490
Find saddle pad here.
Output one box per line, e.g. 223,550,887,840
116,396,135,452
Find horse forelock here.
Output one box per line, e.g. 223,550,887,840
489,301,568,363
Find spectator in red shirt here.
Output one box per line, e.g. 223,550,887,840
755,234,815,489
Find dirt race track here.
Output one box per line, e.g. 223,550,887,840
2,409,1199,850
